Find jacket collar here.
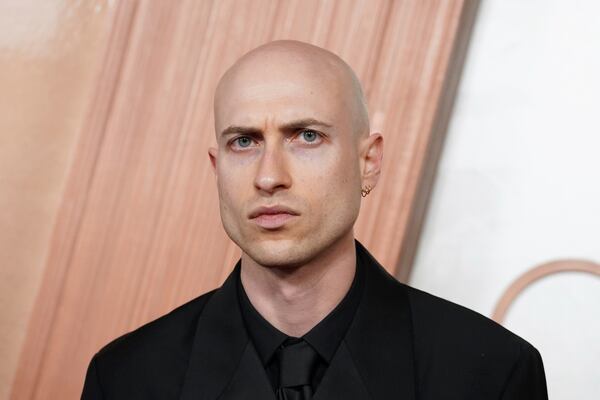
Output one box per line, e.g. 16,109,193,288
179,240,416,400
178,260,251,400
343,240,417,399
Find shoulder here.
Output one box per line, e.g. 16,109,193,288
405,284,528,351
96,288,216,361
86,289,217,396
361,245,538,372
402,284,544,396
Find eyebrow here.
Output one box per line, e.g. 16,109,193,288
219,118,333,137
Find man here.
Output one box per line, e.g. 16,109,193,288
82,41,548,399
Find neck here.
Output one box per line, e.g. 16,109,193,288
239,232,357,337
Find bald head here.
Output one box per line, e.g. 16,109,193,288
208,40,384,269
214,40,369,137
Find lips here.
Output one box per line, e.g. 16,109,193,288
248,205,299,229
248,205,299,219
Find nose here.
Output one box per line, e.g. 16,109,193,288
253,141,292,194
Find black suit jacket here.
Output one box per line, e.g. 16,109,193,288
82,241,548,399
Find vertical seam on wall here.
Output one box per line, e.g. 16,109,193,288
364,0,395,101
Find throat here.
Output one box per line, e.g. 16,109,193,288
239,244,356,337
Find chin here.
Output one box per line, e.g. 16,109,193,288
241,227,353,269
243,238,311,268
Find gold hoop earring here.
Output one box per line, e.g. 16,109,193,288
361,185,372,197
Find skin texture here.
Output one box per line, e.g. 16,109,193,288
209,40,383,336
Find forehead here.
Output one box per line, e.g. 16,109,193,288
218,81,341,126
214,58,352,129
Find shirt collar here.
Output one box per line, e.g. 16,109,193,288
236,245,365,366
237,270,287,365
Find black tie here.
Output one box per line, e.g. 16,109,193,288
276,337,318,400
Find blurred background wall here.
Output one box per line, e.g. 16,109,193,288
411,0,600,398
0,0,598,399
0,2,112,399
2,0,476,398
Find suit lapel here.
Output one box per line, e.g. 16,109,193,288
179,262,274,400
217,340,277,400
342,241,418,400
312,340,372,400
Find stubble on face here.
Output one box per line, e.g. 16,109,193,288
212,41,370,269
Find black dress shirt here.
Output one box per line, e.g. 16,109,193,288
236,257,365,393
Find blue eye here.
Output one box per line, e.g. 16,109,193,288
301,129,318,142
236,136,252,148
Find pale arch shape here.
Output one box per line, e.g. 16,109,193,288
492,259,600,323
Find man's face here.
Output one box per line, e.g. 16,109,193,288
211,53,366,268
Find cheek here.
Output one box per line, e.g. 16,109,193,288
326,145,361,187
328,150,362,213
293,147,361,209
216,163,249,212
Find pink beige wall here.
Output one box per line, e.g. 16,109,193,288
0,1,112,398
2,1,477,398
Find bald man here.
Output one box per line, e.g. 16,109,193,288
81,41,548,400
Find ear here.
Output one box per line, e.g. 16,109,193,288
360,132,383,191
208,147,218,174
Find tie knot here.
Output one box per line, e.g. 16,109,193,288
276,338,319,388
